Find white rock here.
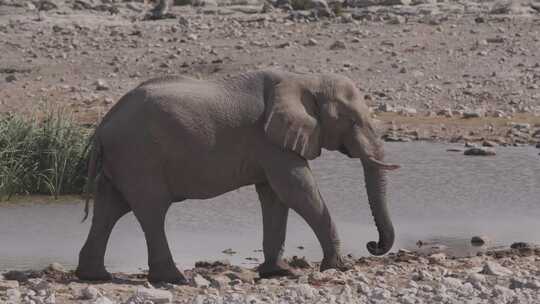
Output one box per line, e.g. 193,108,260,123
294,284,317,299
28,279,52,291
371,287,391,300
480,261,513,276
309,271,327,282
510,278,540,290
245,295,262,303
463,110,483,118
0,280,19,290
48,262,66,272
44,292,56,304
428,253,447,263
82,286,100,300
94,79,110,91
6,289,21,303
442,277,462,289
193,274,211,288
135,287,172,304
467,273,487,288
398,107,417,116
210,275,231,289
492,285,515,298
93,296,115,304
399,295,416,304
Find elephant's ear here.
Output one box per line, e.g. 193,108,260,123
264,80,321,160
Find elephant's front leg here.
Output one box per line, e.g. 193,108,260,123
262,151,350,272
255,183,298,278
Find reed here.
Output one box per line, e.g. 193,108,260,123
0,111,91,200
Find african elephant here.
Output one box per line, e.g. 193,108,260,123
76,70,399,284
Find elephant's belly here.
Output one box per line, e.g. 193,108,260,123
164,151,266,200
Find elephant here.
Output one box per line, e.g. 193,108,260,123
76,69,400,284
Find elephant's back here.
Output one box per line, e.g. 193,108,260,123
96,75,268,199
100,74,265,154
137,75,265,129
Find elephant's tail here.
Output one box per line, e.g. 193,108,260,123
82,134,101,222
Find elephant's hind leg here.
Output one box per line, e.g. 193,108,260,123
130,199,187,284
255,183,298,278
76,174,131,281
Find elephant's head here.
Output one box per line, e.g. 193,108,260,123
264,72,399,256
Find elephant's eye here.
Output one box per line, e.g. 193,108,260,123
352,118,363,128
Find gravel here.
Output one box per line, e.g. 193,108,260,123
1,247,539,303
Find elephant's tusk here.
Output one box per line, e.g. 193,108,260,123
292,128,302,151
368,157,400,170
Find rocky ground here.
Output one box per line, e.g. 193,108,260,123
1,0,540,148
1,246,540,304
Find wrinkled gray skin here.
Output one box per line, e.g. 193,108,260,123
76,70,399,284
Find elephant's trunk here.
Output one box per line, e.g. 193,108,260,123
361,162,394,256
343,125,397,256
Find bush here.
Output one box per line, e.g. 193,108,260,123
0,110,92,200
174,0,192,5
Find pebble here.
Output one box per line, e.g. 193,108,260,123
193,274,211,288
510,242,533,249
82,286,100,300
28,278,51,291
482,141,497,148
467,273,486,287
210,275,231,289
471,235,489,246
5,75,17,82
0,280,19,290
480,261,513,276
329,40,346,50
462,110,483,118
135,287,173,303
288,256,311,269
306,38,318,46
464,147,496,156
7,288,21,303
94,79,110,91
222,248,236,255
93,296,114,304
442,276,462,289
48,263,65,273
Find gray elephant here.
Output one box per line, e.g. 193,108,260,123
76,70,399,284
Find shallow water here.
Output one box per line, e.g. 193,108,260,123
1,143,539,272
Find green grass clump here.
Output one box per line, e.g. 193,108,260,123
0,111,91,200
291,0,313,10
174,0,192,6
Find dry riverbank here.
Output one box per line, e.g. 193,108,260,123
1,1,540,146
1,246,540,304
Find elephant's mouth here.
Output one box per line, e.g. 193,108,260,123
339,144,399,170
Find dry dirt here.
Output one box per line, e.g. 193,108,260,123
1,0,540,147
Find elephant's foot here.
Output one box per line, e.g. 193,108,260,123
148,259,188,285
320,255,353,272
258,260,300,278
75,265,112,282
